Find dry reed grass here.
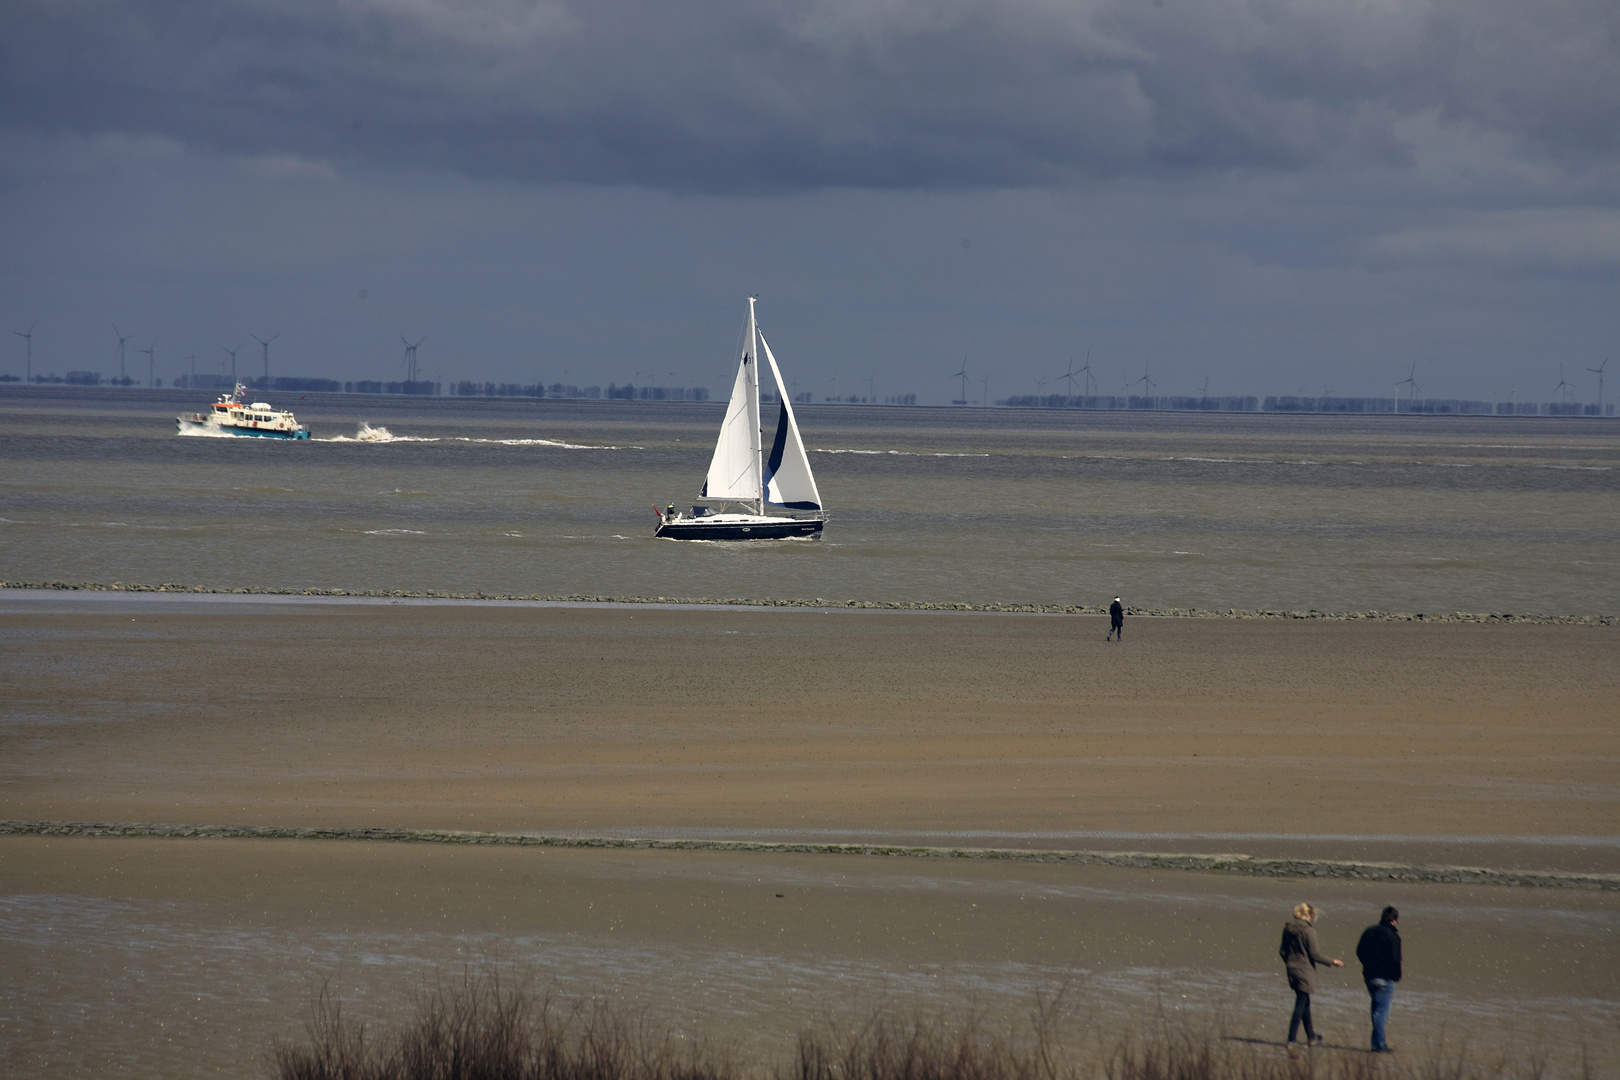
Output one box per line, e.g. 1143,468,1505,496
271,975,1593,1080
273,973,734,1080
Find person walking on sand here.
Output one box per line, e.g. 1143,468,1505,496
1356,906,1402,1053
1107,597,1124,641
1280,902,1343,1046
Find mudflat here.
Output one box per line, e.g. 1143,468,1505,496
3,594,1617,870
2,595,1618,1078
4,836,1616,1078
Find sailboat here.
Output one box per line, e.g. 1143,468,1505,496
656,299,827,540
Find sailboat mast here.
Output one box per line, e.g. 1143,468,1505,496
748,297,763,514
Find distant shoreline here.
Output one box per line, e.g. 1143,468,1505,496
4,579,1614,625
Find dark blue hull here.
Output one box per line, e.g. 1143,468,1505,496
656,517,824,541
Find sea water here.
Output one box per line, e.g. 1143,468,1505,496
2,386,1617,615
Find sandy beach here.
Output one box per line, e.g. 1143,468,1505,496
4,593,1616,865
2,593,1618,1076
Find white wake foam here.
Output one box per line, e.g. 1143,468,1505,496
176,425,256,439
446,436,637,449
319,423,439,443
317,426,631,449
813,448,990,457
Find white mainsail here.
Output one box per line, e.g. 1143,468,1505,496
759,334,822,511
701,304,763,502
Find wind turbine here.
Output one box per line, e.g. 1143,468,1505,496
1587,357,1610,413
401,335,425,382
1131,361,1155,397
1077,349,1097,398
251,333,280,384
1396,362,1419,412
1060,356,1082,399
978,372,989,407
221,342,243,381
1033,373,1049,402
13,322,34,383
112,324,132,382
1553,365,1575,404
186,351,198,384
864,367,877,404
137,336,157,387
948,359,970,405
1199,374,1212,399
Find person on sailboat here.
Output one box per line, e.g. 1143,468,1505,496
1107,597,1125,641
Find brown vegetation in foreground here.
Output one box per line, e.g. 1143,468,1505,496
272,976,1594,1080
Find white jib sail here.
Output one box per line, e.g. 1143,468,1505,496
759,334,822,511
701,309,762,502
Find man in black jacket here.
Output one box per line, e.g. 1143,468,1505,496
1355,906,1402,1052
1107,597,1124,641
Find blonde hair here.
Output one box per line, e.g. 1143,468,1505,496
1292,903,1316,921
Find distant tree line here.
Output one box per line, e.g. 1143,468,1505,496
450,381,548,397
8,373,1611,416
1000,394,1262,411
997,393,1614,416
447,381,711,401
2,371,142,386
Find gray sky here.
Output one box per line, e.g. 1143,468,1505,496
2,0,1617,403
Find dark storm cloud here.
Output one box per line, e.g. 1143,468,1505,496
2,0,1617,192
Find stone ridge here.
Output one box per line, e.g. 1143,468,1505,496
1,580,1614,625
2,821,1614,891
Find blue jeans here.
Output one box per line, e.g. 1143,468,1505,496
1366,978,1395,1050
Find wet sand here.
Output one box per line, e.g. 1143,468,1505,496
3,593,1617,869
2,595,1618,1076
3,837,1617,1077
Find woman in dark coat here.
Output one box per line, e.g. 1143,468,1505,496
1280,902,1343,1045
